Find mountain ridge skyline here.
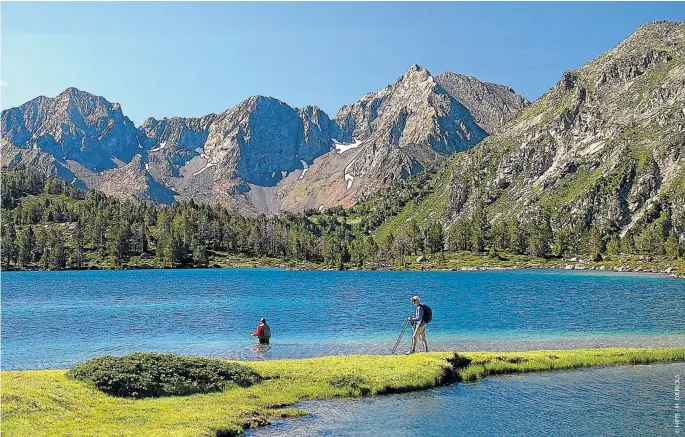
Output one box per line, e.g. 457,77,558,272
4,2,682,125
4,64,528,127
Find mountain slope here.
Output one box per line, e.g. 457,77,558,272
435,72,530,133
377,21,685,243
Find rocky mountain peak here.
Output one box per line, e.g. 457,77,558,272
400,64,433,82
1,87,139,172
199,95,334,185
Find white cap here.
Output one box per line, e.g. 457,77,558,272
411,296,420,303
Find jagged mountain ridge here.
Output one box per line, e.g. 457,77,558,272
377,21,685,242
333,65,488,198
1,88,141,171
1,65,529,211
435,72,531,133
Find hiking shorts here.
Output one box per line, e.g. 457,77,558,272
413,323,426,340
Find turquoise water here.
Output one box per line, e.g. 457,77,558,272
2,268,684,370
248,362,684,437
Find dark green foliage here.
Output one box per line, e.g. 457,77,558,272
2,163,682,270
425,222,445,254
526,212,553,258
1,166,343,269
68,353,262,398
605,235,621,258
665,233,680,260
469,200,490,253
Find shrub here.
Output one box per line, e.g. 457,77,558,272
68,352,261,398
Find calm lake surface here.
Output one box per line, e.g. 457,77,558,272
248,362,684,437
2,268,684,370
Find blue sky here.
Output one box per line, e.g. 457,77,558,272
2,2,683,124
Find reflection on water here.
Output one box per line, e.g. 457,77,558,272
249,343,272,360
2,268,684,369
249,362,684,437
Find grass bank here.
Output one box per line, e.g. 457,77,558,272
7,250,684,279
3,348,684,436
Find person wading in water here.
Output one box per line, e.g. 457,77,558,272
251,318,271,345
406,296,429,354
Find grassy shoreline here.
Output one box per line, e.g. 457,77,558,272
3,348,685,436
4,251,685,278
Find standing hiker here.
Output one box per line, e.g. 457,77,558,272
251,318,271,345
406,296,430,354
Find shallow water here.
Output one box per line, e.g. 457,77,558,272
2,268,684,370
248,362,684,437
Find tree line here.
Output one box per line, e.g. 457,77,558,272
1,166,683,271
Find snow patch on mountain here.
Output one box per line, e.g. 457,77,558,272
344,173,354,190
149,142,166,152
299,159,309,178
193,163,216,176
333,138,363,154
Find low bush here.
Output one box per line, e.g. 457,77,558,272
68,352,261,398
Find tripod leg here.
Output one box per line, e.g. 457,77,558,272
391,320,410,354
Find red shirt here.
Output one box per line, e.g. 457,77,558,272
252,325,263,336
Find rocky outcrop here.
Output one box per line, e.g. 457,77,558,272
98,154,176,204
435,72,530,133
1,139,83,188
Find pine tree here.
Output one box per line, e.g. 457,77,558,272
665,233,680,260
552,230,570,258
383,232,395,262
425,222,444,255
469,201,490,253
72,220,85,269
507,217,526,254
193,244,209,267
620,232,635,254
394,232,410,266
447,219,470,251
491,220,508,251
365,235,379,265
109,222,132,266
587,226,604,261
50,232,67,269
18,226,36,266
527,212,552,258
605,235,621,258
2,220,17,268
407,219,423,255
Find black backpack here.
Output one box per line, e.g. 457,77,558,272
261,324,271,339
421,304,432,324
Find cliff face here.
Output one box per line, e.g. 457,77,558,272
435,71,530,133
200,96,334,186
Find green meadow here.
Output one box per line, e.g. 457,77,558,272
3,347,684,437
